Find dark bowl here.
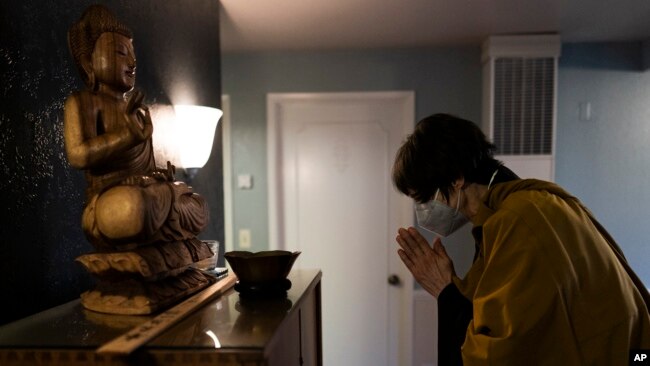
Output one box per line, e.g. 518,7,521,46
224,250,301,284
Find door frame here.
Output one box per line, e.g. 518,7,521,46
221,95,234,253
267,91,415,365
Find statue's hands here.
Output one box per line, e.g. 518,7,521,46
125,90,153,142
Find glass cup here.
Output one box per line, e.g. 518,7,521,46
194,240,219,271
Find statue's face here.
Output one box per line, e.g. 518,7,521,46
91,32,136,93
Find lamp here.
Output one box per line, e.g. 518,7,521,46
151,104,223,182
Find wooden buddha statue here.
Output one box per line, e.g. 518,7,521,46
64,4,215,315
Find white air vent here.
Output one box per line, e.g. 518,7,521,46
482,34,561,181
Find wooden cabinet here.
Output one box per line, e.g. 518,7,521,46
0,269,322,366
265,281,321,366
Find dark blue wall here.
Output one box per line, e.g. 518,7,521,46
0,0,222,325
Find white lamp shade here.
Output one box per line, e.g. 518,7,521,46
174,105,223,169
151,104,222,170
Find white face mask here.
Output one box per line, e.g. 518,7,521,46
415,189,469,237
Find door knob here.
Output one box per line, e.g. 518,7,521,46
387,274,401,286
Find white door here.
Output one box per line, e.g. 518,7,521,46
268,92,414,366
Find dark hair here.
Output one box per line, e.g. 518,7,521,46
392,113,504,202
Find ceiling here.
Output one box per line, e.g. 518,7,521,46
219,0,650,53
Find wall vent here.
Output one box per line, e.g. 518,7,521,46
482,34,561,180
493,57,554,155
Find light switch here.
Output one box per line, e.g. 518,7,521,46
579,102,592,121
238,174,253,189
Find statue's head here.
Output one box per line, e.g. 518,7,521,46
68,5,135,92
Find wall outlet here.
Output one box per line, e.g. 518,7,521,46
238,229,251,249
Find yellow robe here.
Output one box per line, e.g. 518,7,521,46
453,179,650,365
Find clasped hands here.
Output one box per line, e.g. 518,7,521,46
396,227,455,298
124,90,152,142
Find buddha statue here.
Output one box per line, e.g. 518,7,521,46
64,4,215,315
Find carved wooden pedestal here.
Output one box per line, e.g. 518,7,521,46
76,238,215,314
